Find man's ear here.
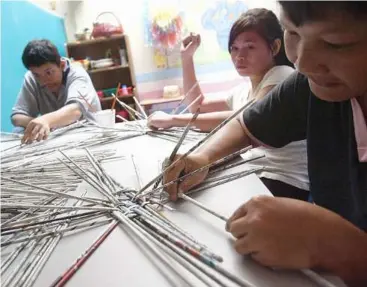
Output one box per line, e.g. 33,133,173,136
271,39,281,57
60,60,66,70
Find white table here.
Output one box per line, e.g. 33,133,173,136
1,127,345,287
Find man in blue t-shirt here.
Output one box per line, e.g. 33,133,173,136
163,2,367,286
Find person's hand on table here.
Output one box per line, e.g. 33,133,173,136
163,153,209,201
225,195,361,271
22,116,50,144
181,33,201,61
147,111,175,130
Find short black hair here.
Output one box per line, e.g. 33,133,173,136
228,8,293,68
22,39,61,69
279,1,367,27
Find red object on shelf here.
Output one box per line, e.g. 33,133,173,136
97,91,104,99
117,86,133,96
121,85,128,96
116,110,129,121
92,12,123,39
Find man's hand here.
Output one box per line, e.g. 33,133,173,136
22,116,50,144
181,33,201,61
226,195,367,284
163,153,209,201
147,111,174,130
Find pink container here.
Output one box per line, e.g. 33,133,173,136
97,91,104,99
116,110,129,121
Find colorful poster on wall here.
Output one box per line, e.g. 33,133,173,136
143,0,185,68
143,0,248,68
200,1,248,59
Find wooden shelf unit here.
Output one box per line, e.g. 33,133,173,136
88,65,129,74
66,35,137,121
66,35,126,47
100,94,134,103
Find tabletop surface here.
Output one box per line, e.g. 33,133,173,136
0,124,345,287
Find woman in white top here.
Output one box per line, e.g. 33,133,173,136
148,8,309,200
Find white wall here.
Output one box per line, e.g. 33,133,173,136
68,0,278,101
73,0,157,76
29,0,78,41
72,0,277,75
